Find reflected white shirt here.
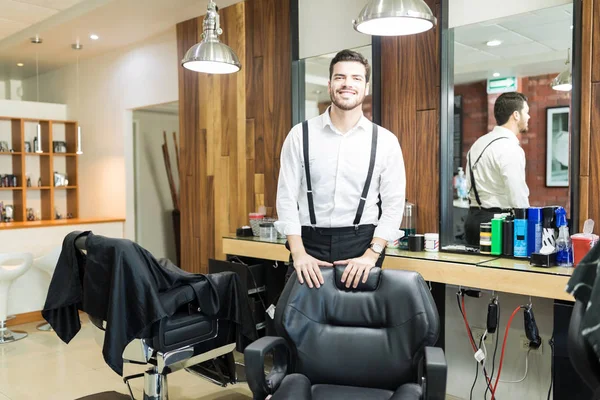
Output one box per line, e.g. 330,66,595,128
275,109,406,242
466,126,530,209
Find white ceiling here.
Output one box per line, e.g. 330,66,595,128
0,0,243,82
454,3,573,84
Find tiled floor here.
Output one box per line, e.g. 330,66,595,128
0,317,252,400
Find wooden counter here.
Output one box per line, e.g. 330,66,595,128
0,217,126,230
222,235,574,301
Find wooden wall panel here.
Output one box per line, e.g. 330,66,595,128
381,5,441,234
177,0,291,272
592,0,600,82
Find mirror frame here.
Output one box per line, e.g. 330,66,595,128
439,0,584,247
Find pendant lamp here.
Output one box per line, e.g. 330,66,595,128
181,1,241,74
551,48,572,92
353,0,437,36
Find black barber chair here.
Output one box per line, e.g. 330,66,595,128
569,298,600,399
244,267,447,400
75,236,238,400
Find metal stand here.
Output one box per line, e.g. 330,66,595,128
143,367,168,400
0,320,27,344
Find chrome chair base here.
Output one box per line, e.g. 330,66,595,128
36,322,53,332
0,328,27,344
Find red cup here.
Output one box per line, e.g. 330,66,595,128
571,234,600,267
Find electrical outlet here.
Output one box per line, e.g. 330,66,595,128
519,335,543,355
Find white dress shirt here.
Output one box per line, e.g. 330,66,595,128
275,109,406,242
465,126,530,209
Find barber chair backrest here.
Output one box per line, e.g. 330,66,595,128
569,298,600,393
274,267,439,391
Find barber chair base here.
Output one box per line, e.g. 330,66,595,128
37,322,53,332
0,327,27,344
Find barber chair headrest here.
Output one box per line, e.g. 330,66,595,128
333,265,381,291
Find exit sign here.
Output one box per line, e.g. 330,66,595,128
487,76,518,94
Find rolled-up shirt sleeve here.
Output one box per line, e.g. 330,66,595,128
275,127,303,236
374,136,406,242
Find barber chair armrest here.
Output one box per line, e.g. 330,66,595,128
419,346,447,400
245,336,291,399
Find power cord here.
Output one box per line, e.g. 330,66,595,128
547,335,554,400
485,301,500,400
491,305,525,399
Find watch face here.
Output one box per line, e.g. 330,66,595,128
372,243,383,253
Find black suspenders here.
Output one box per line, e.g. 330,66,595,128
302,121,378,227
468,137,508,207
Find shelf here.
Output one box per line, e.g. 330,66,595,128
0,217,125,230
0,187,22,191
24,152,51,156
53,153,79,157
26,186,51,190
54,186,77,190
0,152,22,156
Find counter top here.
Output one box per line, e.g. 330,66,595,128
0,217,126,230
222,235,574,301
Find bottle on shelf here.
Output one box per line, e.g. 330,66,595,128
555,207,573,267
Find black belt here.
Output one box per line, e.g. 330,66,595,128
301,224,376,236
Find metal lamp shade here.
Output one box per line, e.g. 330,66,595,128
551,67,572,92
182,40,241,74
353,0,437,36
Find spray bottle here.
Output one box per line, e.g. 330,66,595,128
555,207,573,267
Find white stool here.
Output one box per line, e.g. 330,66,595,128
0,253,33,344
34,247,61,331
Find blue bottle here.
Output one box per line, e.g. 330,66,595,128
527,207,543,256
513,208,528,258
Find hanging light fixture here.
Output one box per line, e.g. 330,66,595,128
353,0,437,36
551,48,572,92
72,42,83,154
32,36,43,154
181,0,241,74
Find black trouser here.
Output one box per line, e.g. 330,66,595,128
285,224,385,281
464,208,501,246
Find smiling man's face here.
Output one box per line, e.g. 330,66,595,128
328,61,369,111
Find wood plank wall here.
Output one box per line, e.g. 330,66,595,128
380,0,441,235
580,0,600,233
177,0,291,273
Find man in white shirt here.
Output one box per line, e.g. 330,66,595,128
464,92,531,246
275,49,406,289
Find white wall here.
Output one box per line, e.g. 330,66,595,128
3,221,124,315
299,0,371,59
132,110,179,262
449,0,572,27
445,287,553,400
21,28,180,240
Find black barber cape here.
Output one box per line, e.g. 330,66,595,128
566,241,600,362
42,231,257,375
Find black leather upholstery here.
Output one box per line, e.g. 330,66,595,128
275,267,439,390
569,299,600,397
245,267,445,400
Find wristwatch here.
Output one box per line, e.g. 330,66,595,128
369,242,384,256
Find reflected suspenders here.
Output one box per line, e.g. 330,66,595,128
467,137,508,207
302,120,378,227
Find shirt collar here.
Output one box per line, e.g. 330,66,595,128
492,126,520,144
321,106,371,134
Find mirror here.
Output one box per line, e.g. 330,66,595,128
299,45,374,121
442,2,576,251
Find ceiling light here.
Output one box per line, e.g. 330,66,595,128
181,0,241,74
17,63,24,67
90,34,99,40
551,48,572,92
486,40,502,47
353,0,437,36
570,25,573,29
493,72,500,77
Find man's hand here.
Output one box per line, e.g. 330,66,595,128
335,250,379,289
291,250,333,289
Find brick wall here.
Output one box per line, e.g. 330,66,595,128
455,73,571,210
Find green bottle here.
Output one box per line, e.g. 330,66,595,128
491,215,504,256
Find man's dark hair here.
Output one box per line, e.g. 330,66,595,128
329,49,371,83
494,92,528,126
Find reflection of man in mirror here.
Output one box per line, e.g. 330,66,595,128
464,92,531,246
275,49,406,290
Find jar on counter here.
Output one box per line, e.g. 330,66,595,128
259,222,277,241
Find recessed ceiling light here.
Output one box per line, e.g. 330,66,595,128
493,72,500,77
16,63,24,67
570,25,574,29
486,40,502,47
90,34,99,40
